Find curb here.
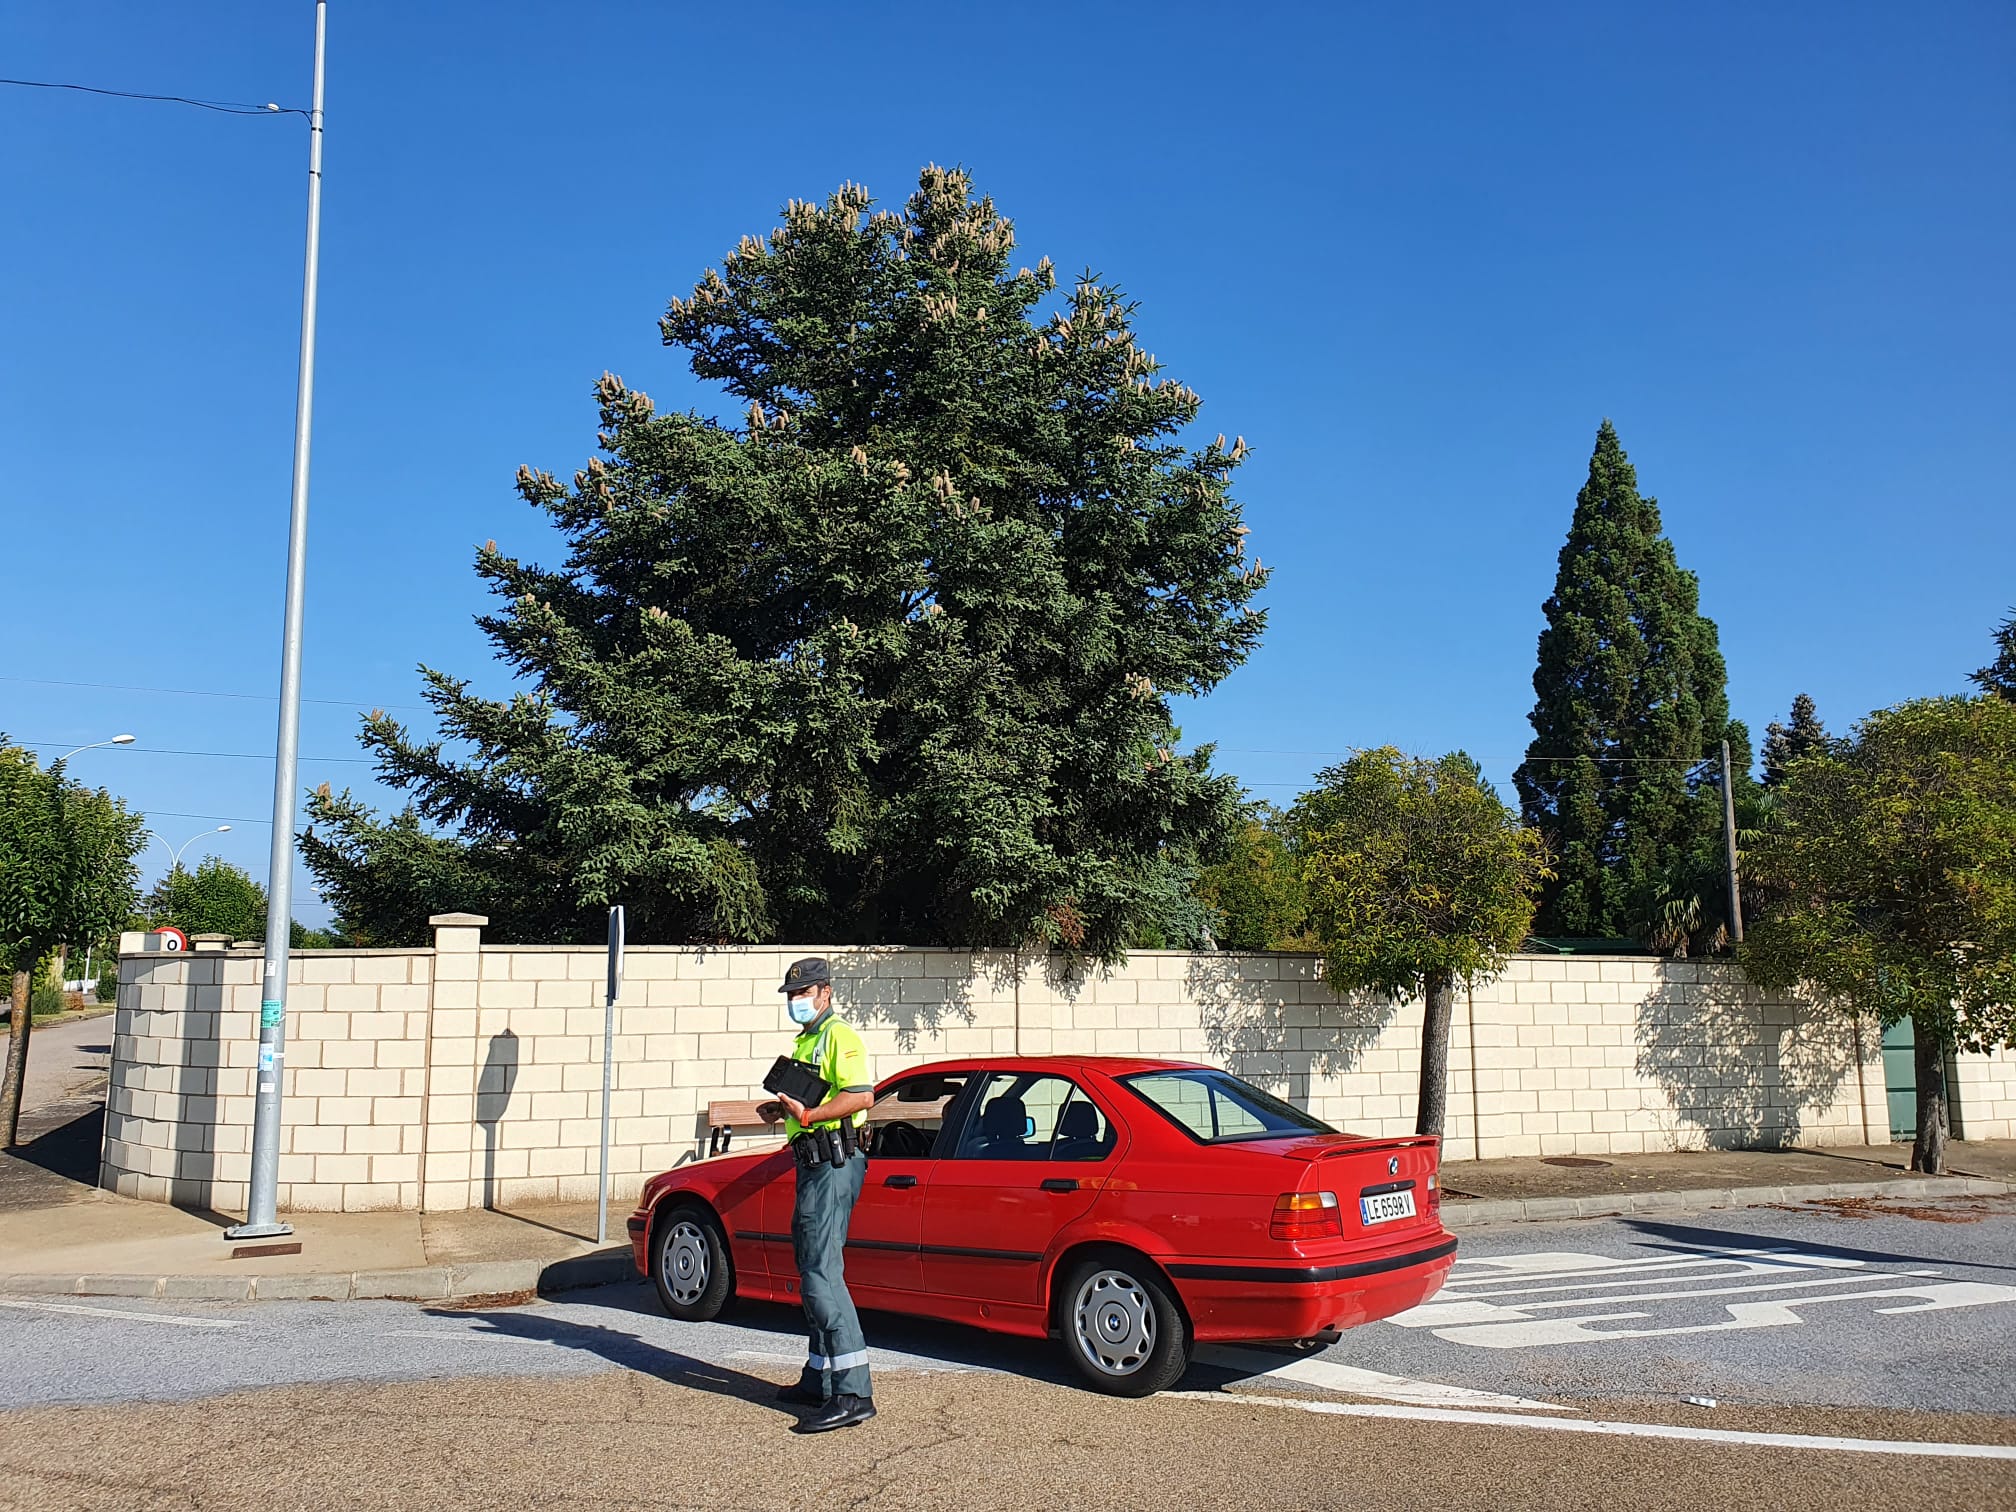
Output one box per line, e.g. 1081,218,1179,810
4,1180,2010,1301
0,1246,638,1305
1439,1175,2014,1229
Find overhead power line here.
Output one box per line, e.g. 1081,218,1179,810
0,673,431,713
20,739,373,765
0,76,306,117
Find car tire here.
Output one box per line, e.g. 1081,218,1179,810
651,1203,733,1322
1056,1252,1192,1397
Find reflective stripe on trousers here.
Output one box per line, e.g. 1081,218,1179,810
793,1150,871,1400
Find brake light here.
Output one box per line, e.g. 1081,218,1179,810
1271,1190,1341,1241
1426,1172,1440,1219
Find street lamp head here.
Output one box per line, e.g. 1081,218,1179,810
218,824,233,834
111,734,136,745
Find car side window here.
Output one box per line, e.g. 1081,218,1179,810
865,1073,967,1160
952,1073,1114,1162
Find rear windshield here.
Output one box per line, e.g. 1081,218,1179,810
1119,1069,1334,1144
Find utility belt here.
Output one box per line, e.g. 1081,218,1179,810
790,1122,861,1168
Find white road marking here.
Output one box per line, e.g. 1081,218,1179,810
0,1299,239,1329
1393,1244,2016,1349
1197,1346,1571,1412
1174,1392,2016,1460
379,1330,566,1346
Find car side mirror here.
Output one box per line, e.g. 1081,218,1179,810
1023,1116,1036,1138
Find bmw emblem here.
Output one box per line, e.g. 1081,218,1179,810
1388,1156,1400,1175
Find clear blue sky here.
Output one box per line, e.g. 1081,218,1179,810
4,2,2011,928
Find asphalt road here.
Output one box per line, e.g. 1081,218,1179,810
3,1196,2012,1510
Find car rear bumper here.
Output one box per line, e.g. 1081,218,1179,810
1168,1232,1457,1342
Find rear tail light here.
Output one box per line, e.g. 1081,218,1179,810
1426,1172,1440,1220
1271,1190,1341,1241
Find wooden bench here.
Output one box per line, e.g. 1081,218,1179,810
704,1099,781,1156
702,1096,925,1157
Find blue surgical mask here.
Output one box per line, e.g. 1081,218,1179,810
787,993,819,1026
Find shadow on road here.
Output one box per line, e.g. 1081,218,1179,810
518,1278,1262,1395
1623,1216,2016,1275
421,1298,799,1416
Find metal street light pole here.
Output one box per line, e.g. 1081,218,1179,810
54,734,136,763
165,824,234,880
230,0,326,1241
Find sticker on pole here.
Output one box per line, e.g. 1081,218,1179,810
261,1000,284,1028
150,927,189,953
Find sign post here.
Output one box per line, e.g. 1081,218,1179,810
596,905,625,1245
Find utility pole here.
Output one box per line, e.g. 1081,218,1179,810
596,906,625,1246
1720,737,1744,947
229,0,327,1240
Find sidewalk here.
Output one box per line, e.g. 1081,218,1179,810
2,1140,2010,1304
1436,1140,2016,1227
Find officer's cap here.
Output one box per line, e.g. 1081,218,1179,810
779,956,832,994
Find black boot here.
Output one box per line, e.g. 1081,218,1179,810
792,1393,876,1433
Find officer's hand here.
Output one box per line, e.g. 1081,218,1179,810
757,1100,786,1124
777,1093,809,1124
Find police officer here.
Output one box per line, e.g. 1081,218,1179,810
762,957,876,1433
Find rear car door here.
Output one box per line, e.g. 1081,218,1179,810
918,1072,1120,1314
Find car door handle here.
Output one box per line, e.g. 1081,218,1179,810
1040,1177,1079,1193
883,1175,918,1189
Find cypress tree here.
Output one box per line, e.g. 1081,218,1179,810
1514,421,1730,938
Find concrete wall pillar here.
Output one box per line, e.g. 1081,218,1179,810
421,913,487,1212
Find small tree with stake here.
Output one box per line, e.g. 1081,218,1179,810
0,741,147,1147
1296,750,1552,1137
1741,697,2016,1174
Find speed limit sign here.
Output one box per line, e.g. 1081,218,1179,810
150,927,189,953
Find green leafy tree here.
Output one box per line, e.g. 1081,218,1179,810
1194,803,1310,950
149,857,268,941
306,168,1265,959
1742,697,2016,1174
1514,421,1732,939
0,741,147,1146
1296,750,1552,1136
1972,608,2016,700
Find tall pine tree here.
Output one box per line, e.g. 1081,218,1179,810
1762,692,1831,787
304,169,1266,957
1515,421,1731,939
1973,609,2016,700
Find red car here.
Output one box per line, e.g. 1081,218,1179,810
627,1056,1456,1396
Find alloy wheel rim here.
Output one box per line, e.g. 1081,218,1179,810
665,1220,710,1305
1073,1269,1154,1375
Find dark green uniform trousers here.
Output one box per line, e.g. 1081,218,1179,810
793,1148,872,1400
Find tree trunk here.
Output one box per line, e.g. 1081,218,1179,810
1415,969,1455,1137
1910,1014,1949,1175
0,967,34,1149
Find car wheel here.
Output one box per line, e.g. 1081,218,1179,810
652,1203,732,1322
1057,1253,1191,1396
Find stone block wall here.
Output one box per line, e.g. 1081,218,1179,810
102,916,2016,1213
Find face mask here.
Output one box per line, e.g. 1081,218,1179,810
787,993,820,1026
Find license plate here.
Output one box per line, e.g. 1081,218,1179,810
1360,1189,1416,1226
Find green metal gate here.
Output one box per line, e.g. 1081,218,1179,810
1881,1018,1916,1142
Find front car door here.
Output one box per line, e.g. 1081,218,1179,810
917,1071,1121,1326
761,1070,973,1305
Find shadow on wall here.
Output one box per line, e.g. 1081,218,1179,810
1634,968,1856,1150
1187,954,1396,1112
167,964,224,1213
476,1029,520,1210
826,950,995,1052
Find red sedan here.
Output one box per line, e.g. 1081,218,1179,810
627,1056,1456,1396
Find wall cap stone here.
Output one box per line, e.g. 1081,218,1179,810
429,913,490,928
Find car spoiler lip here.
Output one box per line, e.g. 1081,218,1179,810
1165,1235,1458,1285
